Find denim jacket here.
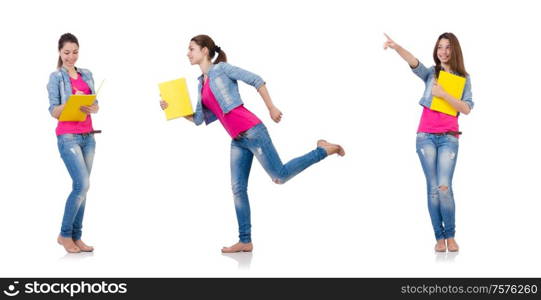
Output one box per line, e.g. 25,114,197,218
193,62,265,126
47,67,97,115
411,62,474,111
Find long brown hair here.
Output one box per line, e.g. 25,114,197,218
57,33,79,69
190,34,227,64
433,32,468,78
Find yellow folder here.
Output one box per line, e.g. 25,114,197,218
158,77,194,120
430,70,466,116
59,94,96,121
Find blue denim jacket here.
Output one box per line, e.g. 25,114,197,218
411,62,474,111
193,62,265,125
47,67,97,115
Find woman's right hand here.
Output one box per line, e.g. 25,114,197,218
383,33,418,68
51,104,65,119
383,33,398,50
160,100,168,110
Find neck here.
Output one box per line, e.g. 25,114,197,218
199,59,212,75
441,63,451,72
63,65,76,73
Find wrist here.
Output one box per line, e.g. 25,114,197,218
443,93,456,106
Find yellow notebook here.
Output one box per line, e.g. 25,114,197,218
59,94,96,121
158,78,194,120
430,70,466,116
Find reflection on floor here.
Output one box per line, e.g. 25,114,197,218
222,252,253,270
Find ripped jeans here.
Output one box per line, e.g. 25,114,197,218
416,132,459,240
57,133,95,240
230,123,327,243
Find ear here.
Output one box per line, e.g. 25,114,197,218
202,47,210,56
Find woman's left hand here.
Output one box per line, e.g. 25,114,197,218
431,81,446,98
80,103,99,114
269,105,283,123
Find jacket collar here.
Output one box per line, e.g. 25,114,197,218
197,64,217,82
59,66,81,78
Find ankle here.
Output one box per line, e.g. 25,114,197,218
58,236,73,242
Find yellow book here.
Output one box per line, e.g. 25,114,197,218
59,94,96,121
430,70,466,116
158,77,194,120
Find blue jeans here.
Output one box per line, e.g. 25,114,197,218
416,132,459,240
230,123,327,243
57,133,96,240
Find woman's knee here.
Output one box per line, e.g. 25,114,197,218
72,178,90,194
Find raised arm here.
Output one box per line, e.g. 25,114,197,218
383,33,419,68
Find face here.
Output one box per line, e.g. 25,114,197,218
59,42,79,68
187,41,208,65
437,38,451,64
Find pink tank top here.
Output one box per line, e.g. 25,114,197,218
201,78,261,139
56,73,94,136
417,106,459,135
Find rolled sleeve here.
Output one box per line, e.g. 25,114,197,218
194,115,204,126
461,75,474,110
193,105,205,126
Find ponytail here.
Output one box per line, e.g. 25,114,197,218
213,46,227,64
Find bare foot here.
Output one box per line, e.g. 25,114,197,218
434,239,446,252
57,236,81,253
317,140,345,156
221,242,253,253
446,238,459,252
74,239,94,252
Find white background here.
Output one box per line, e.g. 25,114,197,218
0,0,540,277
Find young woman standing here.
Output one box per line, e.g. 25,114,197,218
47,33,99,253
161,35,345,253
383,33,474,252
